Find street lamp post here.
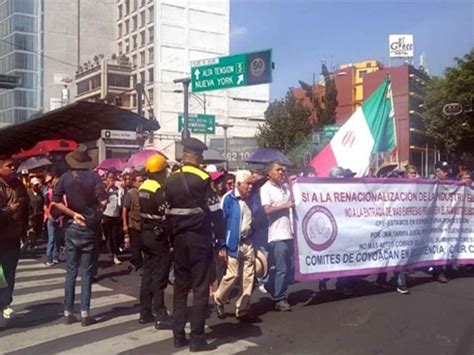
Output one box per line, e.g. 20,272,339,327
216,122,233,171
173,77,191,139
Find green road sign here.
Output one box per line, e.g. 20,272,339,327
178,114,216,134
322,125,341,139
191,49,272,93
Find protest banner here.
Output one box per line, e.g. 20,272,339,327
291,178,474,281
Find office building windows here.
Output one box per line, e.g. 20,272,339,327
140,51,145,66
148,6,153,23
148,68,154,82
148,27,153,43
148,47,153,62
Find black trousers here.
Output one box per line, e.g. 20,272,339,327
129,228,143,269
0,244,20,310
173,232,213,341
102,216,120,255
140,227,170,319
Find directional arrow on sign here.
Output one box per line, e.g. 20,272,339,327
194,68,201,80
237,74,244,85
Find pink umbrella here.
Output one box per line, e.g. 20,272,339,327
126,150,168,168
96,158,126,172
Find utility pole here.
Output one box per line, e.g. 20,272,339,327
216,122,233,171
136,81,143,117
174,77,191,140
203,93,207,145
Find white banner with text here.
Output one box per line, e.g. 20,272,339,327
291,178,474,281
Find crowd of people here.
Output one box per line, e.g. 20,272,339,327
0,138,473,352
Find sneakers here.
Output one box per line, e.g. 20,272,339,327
189,338,214,352
45,261,55,267
213,295,225,319
113,256,122,265
236,311,258,323
3,306,15,319
258,284,268,294
64,314,78,325
274,299,291,312
155,317,173,330
396,286,410,294
81,317,97,327
436,272,449,283
138,313,155,324
53,259,59,264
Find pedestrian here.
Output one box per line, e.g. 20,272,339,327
25,177,45,250
0,155,29,329
214,170,257,322
224,173,235,192
51,144,106,327
44,175,63,266
102,170,122,265
122,171,144,271
137,155,173,329
430,161,451,283
260,161,295,311
165,138,224,351
459,170,472,186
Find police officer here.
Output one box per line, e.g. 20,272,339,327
165,138,224,352
138,154,172,329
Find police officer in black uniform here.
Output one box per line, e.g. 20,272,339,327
138,154,173,329
165,138,224,352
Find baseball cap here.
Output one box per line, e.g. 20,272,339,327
30,177,41,186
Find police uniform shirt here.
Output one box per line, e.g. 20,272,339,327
138,179,167,227
165,163,224,241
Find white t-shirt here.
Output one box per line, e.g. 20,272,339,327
260,180,293,243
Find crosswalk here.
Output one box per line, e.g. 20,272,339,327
0,258,259,354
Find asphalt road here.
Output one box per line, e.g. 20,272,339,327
1,247,473,355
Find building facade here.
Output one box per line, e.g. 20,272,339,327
115,0,270,158
0,0,115,128
362,64,433,175
334,60,383,123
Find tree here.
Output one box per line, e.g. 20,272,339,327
423,49,474,156
256,89,312,155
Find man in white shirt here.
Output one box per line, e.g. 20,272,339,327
259,161,294,311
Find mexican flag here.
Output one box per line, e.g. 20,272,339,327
311,78,396,177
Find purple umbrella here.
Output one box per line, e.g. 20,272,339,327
96,158,126,172
126,150,168,168
246,148,292,166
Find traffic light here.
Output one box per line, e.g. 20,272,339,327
443,103,463,116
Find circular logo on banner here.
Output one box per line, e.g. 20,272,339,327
302,205,338,251
250,57,265,77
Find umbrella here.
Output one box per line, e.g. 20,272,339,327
18,157,52,172
126,150,168,168
246,148,292,166
96,158,126,172
203,149,225,164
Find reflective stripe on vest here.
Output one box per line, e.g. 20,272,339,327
179,165,209,180
167,207,204,215
140,213,165,220
139,179,162,193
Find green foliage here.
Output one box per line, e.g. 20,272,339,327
320,77,338,126
256,89,312,154
423,48,474,154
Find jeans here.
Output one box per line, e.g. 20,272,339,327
46,219,63,262
268,239,294,301
0,246,20,310
64,223,97,314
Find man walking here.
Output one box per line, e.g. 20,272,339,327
52,144,106,326
214,170,257,322
122,171,144,271
165,138,224,352
0,155,29,329
137,154,172,329
260,161,294,311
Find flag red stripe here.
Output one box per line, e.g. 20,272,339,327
310,144,337,177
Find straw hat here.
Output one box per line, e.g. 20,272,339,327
255,250,268,279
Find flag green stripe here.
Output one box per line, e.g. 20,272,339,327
361,78,395,153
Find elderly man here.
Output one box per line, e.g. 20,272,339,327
214,170,256,322
260,161,294,312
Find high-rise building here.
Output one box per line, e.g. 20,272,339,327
334,60,383,122
115,0,270,157
0,0,115,128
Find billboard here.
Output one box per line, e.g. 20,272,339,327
389,34,414,58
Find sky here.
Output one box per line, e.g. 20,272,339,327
229,0,474,100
